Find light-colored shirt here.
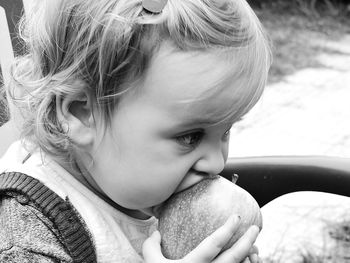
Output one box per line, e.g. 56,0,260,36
0,141,158,263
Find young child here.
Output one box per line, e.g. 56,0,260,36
0,0,271,262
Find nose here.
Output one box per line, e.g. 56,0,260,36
174,142,228,194
192,143,227,177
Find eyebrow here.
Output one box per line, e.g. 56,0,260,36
177,116,238,128
183,118,221,126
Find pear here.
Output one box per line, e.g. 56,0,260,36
158,175,262,259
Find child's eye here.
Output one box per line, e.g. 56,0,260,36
176,131,204,149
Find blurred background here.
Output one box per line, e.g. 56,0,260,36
230,2,350,263
229,0,350,159
1,0,350,262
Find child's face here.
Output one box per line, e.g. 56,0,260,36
89,44,248,217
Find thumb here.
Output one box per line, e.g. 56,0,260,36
142,231,168,262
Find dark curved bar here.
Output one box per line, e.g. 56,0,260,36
221,156,350,207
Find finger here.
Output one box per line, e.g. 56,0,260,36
241,257,250,263
185,214,241,262
249,245,259,255
142,231,167,262
249,253,259,263
214,225,260,263
248,244,259,263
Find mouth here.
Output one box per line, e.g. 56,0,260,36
174,171,219,194
150,174,220,218
151,203,165,218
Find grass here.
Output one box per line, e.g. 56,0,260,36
264,219,350,263
254,3,350,83
262,219,350,263
264,253,326,263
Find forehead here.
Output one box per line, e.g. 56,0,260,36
133,44,254,125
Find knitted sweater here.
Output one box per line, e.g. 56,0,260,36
0,172,96,262
0,141,158,263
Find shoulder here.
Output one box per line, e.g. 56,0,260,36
0,172,97,263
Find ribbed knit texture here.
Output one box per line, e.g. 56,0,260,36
0,172,97,263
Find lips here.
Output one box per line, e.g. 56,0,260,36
151,174,220,218
151,203,164,218
174,171,219,194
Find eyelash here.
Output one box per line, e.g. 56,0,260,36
176,129,231,149
176,131,204,149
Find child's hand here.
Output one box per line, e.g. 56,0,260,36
242,245,262,263
142,215,260,263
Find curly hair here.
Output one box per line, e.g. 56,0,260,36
6,0,271,165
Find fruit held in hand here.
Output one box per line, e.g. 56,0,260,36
157,176,262,259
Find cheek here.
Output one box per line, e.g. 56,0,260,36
91,124,194,208
93,149,191,209
127,164,188,206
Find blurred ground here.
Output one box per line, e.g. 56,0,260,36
257,192,350,263
228,34,350,158
230,32,350,263
229,3,350,158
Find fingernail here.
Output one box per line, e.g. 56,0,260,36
228,214,241,224
250,253,258,263
249,225,260,235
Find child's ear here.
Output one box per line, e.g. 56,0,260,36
56,90,95,148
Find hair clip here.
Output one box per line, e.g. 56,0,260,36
142,0,168,14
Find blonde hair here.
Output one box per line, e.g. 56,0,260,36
7,0,271,163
